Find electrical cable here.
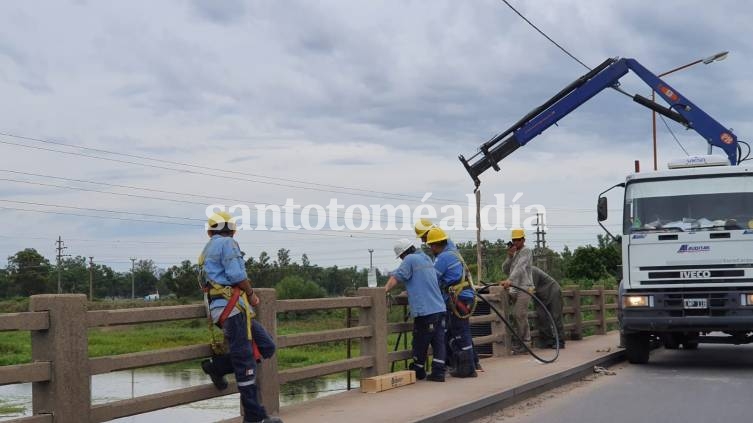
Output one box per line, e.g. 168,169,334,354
737,140,751,163
476,282,559,363
498,0,589,71
0,132,467,205
658,115,690,156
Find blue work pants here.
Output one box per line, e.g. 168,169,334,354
218,314,276,422
411,312,446,375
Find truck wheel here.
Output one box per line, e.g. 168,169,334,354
682,341,699,350
625,333,650,364
663,334,681,350
682,332,700,350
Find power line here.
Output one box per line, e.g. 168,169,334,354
498,0,590,71
658,114,690,156
0,131,466,204
0,204,402,240
0,132,623,212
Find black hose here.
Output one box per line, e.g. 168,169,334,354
476,282,560,363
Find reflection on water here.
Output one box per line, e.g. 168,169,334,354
0,366,358,422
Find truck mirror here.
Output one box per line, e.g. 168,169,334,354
597,197,608,221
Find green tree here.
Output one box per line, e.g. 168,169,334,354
161,260,201,299
7,249,52,296
276,275,326,299
52,256,89,294
276,248,291,267
0,268,10,298
132,259,159,297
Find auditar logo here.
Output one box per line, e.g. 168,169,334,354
677,244,711,253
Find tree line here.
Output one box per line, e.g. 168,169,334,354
0,236,621,301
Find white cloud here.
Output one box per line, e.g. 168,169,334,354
0,0,751,271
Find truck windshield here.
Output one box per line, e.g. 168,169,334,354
624,175,753,234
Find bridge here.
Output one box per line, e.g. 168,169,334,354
0,286,620,422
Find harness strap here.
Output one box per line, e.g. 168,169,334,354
217,286,242,327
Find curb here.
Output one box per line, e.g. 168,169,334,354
411,349,626,423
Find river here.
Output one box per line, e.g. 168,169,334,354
0,366,357,421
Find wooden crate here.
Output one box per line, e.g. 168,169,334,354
360,370,416,393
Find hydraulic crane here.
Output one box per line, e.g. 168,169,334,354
459,57,743,187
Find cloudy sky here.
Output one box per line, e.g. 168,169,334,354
1,0,751,273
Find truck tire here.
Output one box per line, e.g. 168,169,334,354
663,333,681,350
625,333,650,364
682,332,700,350
682,340,699,350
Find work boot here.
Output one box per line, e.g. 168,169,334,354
409,362,427,380
426,372,445,382
475,362,484,372
512,345,529,355
201,359,228,390
246,418,283,423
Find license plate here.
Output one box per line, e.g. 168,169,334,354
684,298,708,309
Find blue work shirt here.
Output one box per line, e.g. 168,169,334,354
446,238,457,251
433,248,474,302
200,235,249,313
390,251,446,318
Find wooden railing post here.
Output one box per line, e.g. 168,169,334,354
30,294,90,422
255,288,280,415
596,286,607,335
358,287,388,378
486,286,511,357
572,287,583,340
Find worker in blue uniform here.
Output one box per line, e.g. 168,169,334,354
426,227,478,378
385,238,447,382
199,211,282,423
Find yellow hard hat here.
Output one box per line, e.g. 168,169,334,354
426,227,448,244
414,218,436,238
207,211,236,231
511,228,525,240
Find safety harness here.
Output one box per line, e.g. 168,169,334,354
198,239,260,360
445,251,478,319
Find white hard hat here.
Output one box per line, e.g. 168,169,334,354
393,238,414,258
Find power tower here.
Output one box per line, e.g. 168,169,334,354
534,213,548,271
55,236,69,294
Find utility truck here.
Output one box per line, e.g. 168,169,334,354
459,56,752,364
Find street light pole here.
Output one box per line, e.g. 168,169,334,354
652,51,728,170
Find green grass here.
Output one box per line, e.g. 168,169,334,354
0,331,30,366
0,401,26,416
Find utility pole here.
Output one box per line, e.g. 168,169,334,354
368,249,374,269
475,188,483,284
89,256,94,301
130,258,136,299
55,236,69,294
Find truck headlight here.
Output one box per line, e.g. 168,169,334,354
623,295,653,308
740,294,753,306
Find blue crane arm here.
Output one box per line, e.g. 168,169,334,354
459,57,739,187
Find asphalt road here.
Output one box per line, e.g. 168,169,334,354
476,343,753,423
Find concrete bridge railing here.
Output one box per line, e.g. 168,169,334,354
0,286,617,422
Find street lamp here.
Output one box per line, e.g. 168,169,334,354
652,51,728,170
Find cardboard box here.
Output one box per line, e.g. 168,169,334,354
360,370,416,393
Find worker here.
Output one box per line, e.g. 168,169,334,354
499,228,533,354
417,220,483,371
427,227,477,378
414,218,456,251
531,266,566,349
384,239,447,382
198,211,282,423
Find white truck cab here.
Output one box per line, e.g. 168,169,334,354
604,156,753,363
